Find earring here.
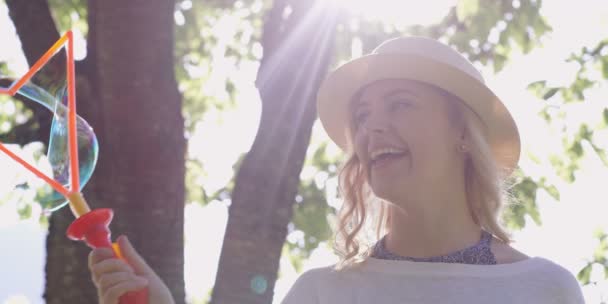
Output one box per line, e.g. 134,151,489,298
458,143,468,152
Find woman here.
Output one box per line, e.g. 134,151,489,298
88,37,585,303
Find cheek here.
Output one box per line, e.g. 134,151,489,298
396,126,450,167
415,137,456,174
352,131,369,162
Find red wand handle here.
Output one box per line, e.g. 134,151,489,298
66,208,149,304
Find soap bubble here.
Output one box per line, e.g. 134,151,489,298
1,79,98,212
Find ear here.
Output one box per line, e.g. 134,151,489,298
460,123,472,142
457,128,470,153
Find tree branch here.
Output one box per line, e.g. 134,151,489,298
6,0,61,67
5,0,63,147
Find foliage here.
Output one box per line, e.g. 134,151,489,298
501,169,560,230
174,0,264,133
527,40,608,182
331,0,551,73
0,94,33,140
447,0,552,71
523,35,608,296
47,0,87,34
286,142,338,272
174,1,269,208
577,228,608,285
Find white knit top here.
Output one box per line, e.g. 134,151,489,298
280,256,585,303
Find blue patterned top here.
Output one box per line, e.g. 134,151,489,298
370,230,497,265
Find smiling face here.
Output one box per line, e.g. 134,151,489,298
351,79,467,204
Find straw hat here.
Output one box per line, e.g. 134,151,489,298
316,36,520,174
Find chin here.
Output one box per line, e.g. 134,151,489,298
370,183,403,203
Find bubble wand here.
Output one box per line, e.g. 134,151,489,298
0,31,148,304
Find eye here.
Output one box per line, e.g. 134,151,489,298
353,110,369,127
389,100,413,111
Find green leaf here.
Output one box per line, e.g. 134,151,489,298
593,228,607,240
505,173,542,229
456,0,480,21
542,88,559,100
543,184,560,201
526,80,547,98
568,140,584,158
526,201,542,226
48,0,88,34
17,203,32,219
577,263,592,284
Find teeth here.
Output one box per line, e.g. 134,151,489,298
370,148,407,162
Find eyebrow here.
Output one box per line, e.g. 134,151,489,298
351,89,419,112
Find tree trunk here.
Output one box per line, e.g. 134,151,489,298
210,1,338,303
35,0,186,303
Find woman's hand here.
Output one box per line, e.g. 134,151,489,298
88,235,175,304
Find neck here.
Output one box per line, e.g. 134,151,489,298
384,182,481,258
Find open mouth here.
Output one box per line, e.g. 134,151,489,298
370,151,409,168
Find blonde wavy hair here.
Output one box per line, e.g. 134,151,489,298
330,83,516,271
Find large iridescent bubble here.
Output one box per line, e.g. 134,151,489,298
1,79,98,212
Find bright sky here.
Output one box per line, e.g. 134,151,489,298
1,0,608,303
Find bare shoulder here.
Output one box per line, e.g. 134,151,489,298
490,236,530,264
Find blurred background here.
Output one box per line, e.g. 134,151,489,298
0,0,607,303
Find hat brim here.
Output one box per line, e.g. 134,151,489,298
317,53,520,174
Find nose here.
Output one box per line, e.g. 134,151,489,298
363,111,389,133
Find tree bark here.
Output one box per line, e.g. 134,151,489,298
5,0,60,66
210,1,338,303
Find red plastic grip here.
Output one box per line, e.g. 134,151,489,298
67,209,149,304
